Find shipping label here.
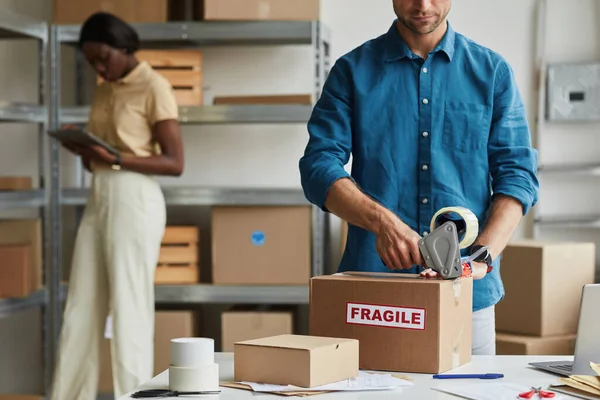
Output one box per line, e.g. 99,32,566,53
346,302,426,330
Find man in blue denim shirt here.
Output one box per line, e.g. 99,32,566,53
299,0,539,355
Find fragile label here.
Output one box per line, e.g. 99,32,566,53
346,302,426,330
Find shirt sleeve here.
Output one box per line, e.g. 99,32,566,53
145,77,179,126
488,60,540,215
299,58,354,211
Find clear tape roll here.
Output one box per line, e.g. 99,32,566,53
429,206,479,249
169,364,220,392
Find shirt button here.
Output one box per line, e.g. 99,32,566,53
422,98,429,104
422,131,429,137
423,231,429,236
422,198,429,204
423,67,428,73
422,164,429,171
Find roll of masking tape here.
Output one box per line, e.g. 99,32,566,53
171,337,214,368
429,206,479,249
169,364,220,392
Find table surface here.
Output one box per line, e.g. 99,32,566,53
118,353,574,399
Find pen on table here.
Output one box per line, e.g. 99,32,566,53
432,373,504,380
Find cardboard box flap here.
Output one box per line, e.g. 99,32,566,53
236,334,355,351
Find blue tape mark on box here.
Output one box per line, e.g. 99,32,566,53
251,230,266,246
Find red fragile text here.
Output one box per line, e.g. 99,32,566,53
346,302,426,330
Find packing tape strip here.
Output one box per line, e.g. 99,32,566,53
429,206,479,249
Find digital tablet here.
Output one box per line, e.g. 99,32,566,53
48,129,119,156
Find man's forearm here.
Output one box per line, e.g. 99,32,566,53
474,194,524,259
324,178,396,235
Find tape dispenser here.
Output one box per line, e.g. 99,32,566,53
418,207,486,280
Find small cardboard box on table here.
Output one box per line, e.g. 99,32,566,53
310,273,473,374
233,334,359,388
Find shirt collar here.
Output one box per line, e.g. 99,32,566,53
384,20,456,62
116,60,152,85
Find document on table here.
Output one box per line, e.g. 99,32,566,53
433,382,571,400
240,371,413,392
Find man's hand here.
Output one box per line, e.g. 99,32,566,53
419,260,488,280
376,211,423,270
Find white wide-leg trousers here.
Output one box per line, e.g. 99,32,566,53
50,168,166,400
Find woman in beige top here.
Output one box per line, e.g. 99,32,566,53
51,12,184,400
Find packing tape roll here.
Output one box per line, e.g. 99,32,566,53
169,364,220,392
429,206,479,249
171,337,214,368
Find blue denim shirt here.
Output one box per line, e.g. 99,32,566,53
299,21,539,312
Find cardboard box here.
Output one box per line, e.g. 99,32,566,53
310,274,473,373
98,50,204,106
0,177,32,191
156,226,200,284
211,206,312,285
221,308,293,352
54,0,167,24
99,311,197,393
496,241,596,337
234,334,358,388
496,332,576,356
138,50,203,106
213,94,313,105
199,0,320,21
0,220,42,293
0,245,32,298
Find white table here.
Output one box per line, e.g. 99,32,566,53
118,353,573,399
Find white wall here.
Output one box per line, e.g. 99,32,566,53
0,0,597,394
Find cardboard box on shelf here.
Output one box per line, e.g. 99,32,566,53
234,334,358,388
98,50,204,106
213,94,313,106
221,308,294,352
496,332,576,356
496,241,595,337
0,220,42,293
211,206,312,285
310,273,473,374
196,0,320,21
155,226,199,285
99,310,197,393
0,176,32,191
0,245,32,298
138,50,203,106
54,0,167,24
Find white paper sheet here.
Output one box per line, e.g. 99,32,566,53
433,382,571,400
240,371,413,393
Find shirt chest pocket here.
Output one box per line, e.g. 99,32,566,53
442,101,491,153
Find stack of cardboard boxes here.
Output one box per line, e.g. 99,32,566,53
53,0,320,24
495,241,596,355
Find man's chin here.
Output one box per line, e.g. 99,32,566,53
400,19,441,35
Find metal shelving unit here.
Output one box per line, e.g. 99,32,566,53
59,104,313,125
61,187,310,206
49,19,330,326
0,9,54,396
